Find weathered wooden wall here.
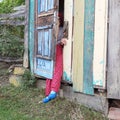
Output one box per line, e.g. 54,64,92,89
73,0,95,95
64,0,96,95
107,0,120,99
93,0,108,89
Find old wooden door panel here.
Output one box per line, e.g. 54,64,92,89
63,0,73,82
34,0,58,79
29,0,35,73
38,0,54,13
107,0,120,99
34,26,54,78
93,0,108,89
83,0,95,95
34,58,54,79
72,0,84,92
36,26,53,59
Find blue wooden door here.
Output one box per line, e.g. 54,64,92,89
34,0,59,79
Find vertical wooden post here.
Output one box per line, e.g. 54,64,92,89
93,0,108,89
29,0,35,72
63,0,73,82
72,0,84,92
23,0,29,68
107,0,120,99
83,0,95,95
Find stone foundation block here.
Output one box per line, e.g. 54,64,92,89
13,67,25,75
9,75,22,87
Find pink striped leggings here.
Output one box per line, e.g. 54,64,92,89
45,44,63,96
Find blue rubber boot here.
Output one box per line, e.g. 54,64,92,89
48,91,57,100
42,91,57,103
42,96,50,103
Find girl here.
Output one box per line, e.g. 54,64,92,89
42,13,67,103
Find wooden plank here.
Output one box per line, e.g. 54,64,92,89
93,0,108,89
37,25,53,30
0,20,25,26
83,0,95,95
23,0,29,68
29,0,35,73
38,10,54,17
72,0,84,92
107,0,120,99
13,5,25,11
63,0,73,82
0,10,25,19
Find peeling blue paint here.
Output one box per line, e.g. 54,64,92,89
93,60,104,87
100,60,104,64
63,71,71,82
93,79,103,86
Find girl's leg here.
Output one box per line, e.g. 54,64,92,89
51,44,63,93
45,79,52,96
42,79,52,103
43,45,63,103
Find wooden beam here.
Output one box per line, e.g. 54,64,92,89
0,10,25,19
63,0,73,82
107,0,120,99
83,0,95,95
72,0,84,92
0,20,25,26
93,0,108,89
23,0,29,68
29,0,35,72
13,5,25,11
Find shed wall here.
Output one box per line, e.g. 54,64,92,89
107,0,120,99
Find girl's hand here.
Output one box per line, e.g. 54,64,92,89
60,38,67,45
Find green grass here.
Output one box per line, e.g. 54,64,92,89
0,0,25,13
0,85,108,120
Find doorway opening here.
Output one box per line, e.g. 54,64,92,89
59,0,64,20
